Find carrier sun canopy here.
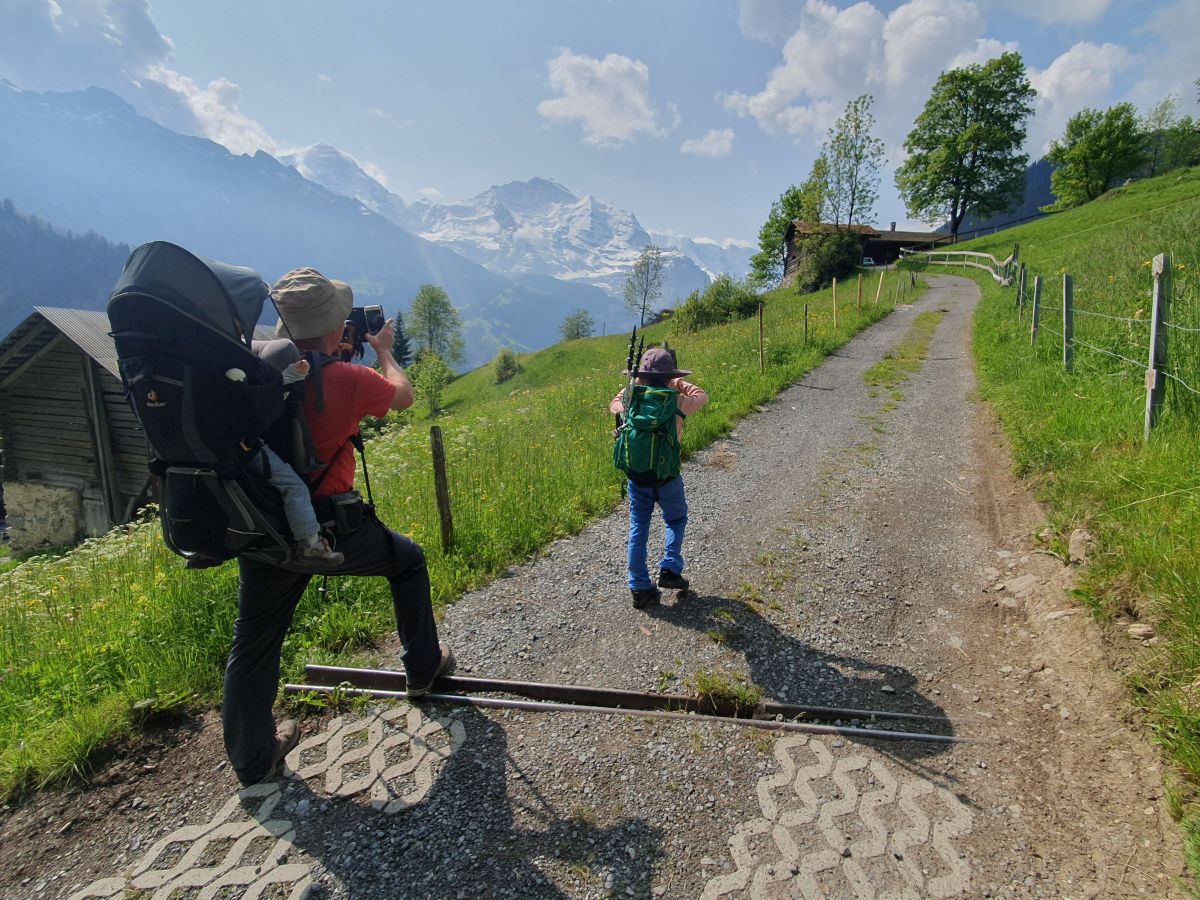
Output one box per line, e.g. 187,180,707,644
109,241,269,348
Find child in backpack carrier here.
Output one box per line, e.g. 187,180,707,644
245,339,343,569
610,347,708,609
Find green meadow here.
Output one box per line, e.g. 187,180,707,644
0,266,918,798
951,166,1200,871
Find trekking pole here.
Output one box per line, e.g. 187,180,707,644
616,327,638,433
350,432,373,506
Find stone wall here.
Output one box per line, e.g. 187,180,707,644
5,482,82,553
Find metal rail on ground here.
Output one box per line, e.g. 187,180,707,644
288,665,976,746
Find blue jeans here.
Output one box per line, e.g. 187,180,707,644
252,445,318,542
626,476,688,591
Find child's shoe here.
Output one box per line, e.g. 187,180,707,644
631,586,662,609
657,569,689,591
295,535,344,568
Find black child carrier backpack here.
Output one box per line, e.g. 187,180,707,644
108,241,315,567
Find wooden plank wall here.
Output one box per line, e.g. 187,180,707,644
0,343,96,488
0,344,149,527
99,371,150,496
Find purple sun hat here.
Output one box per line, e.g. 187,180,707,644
625,347,691,378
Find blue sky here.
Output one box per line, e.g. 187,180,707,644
1,0,1197,243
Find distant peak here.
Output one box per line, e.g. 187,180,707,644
487,177,577,209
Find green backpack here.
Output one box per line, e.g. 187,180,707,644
614,384,681,483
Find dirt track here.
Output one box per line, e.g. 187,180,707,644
2,275,1187,898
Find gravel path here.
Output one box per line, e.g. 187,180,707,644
8,275,1187,899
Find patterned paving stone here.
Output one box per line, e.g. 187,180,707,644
67,783,312,900
285,704,466,813
702,735,973,899
67,703,464,898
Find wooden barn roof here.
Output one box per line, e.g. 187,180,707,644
0,307,277,390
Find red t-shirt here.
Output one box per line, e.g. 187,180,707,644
304,361,395,497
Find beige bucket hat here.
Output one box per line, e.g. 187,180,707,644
272,267,354,340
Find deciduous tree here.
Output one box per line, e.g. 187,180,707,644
623,245,666,326
748,185,803,288
408,284,464,365
826,95,884,229
895,52,1036,238
1044,103,1145,210
560,307,595,341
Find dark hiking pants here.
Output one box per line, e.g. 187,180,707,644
223,508,441,785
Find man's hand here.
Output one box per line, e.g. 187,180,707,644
366,318,396,356
366,319,413,411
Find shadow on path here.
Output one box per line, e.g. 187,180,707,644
643,591,969,788
282,705,663,898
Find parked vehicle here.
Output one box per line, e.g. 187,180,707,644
861,257,876,267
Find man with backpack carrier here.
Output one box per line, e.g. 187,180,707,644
224,268,454,785
611,347,708,609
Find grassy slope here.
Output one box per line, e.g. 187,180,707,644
0,266,920,798
951,166,1200,874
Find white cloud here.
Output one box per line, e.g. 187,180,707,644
418,187,445,202
317,73,332,83
0,0,276,155
681,128,735,158
536,49,668,147
736,0,813,44
362,160,391,188
983,0,1112,25
1127,0,1200,114
1027,41,1135,154
949,37,1020,69
145,66,276,155
721,0,989,152
883,0,985,89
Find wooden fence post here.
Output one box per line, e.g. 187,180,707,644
1017,264,1027,320
1144,253,1172,442
1030,276,1042,344
429,425,454,553
875,269,884,305
804,303,809,344
757,301,765,374
832,277,838,330
1062,274,1073,372
856,273,863,313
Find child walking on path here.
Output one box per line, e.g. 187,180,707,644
609,348,708,608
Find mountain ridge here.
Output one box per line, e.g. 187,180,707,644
0,83,627,367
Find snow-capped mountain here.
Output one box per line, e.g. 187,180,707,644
414,177,713,301
276,143,427,232
650,232,755,282
281,145,747,304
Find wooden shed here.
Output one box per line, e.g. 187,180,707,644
0,307,150,549
782,221,954,286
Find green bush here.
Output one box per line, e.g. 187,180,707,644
792,232,862,293
410,349,452,415
492,347,522,384
672,275,761,333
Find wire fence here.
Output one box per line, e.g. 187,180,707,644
905,243,1199,440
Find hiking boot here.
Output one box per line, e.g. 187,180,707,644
294,536,344,568
407,642,456,698
631,586,662,609
258,719,300,783
657,569,689,591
